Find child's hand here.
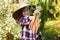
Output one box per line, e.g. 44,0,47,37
33,6,42,16
33,9,40,16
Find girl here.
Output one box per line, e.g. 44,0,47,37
12,1,41,40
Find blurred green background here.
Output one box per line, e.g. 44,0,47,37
0,0,60,40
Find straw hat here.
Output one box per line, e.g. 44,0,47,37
12,1,36,20
12,1,32,20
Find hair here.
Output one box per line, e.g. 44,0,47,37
12,8,24,21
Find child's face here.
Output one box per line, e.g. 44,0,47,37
22,7,30,16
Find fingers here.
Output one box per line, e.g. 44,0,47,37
33,9,40,16
34,10,40,13
33,6,42,16
36,6,42,11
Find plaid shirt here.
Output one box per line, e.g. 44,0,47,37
20,16,36,40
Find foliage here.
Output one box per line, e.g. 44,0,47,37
44,20,60,40
0,0,22,40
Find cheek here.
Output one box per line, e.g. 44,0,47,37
23,11,27,15
23,12,26,15
23,12,25,14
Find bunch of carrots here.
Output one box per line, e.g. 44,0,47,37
29,6,42,34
